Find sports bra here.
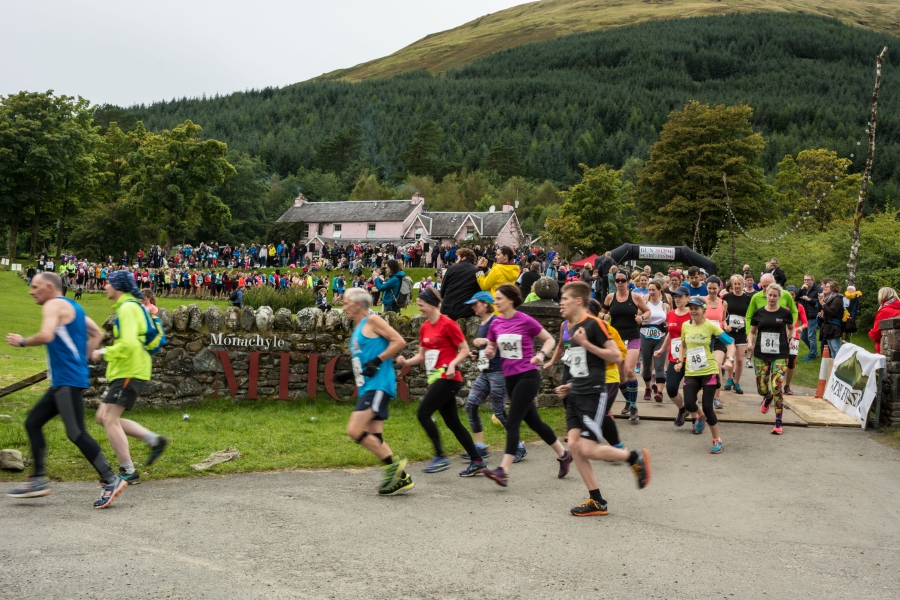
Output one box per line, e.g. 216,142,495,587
608,292,640,341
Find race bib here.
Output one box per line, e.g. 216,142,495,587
761,332,781,354
710,319,720,328
477,349,489,372
424,349,440,374
568,346,589,378
640,326,664,340
789,338,799,356
351,357,365,387
687,346,709,370
670,338,682,358
728,315,745,329
497,334,523,360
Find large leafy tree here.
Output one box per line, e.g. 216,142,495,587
546,164,634,255
773,148,861,231
634,101,768,253
399,121,444,177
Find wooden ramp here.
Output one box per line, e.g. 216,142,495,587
633,392,806,426
784,395,861,427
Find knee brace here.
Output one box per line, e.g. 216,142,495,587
354,431,369,444
373,433,383,442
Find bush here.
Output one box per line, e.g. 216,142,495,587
241,286,316,313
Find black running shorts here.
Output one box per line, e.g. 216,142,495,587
355,390,392,421
565,390,607,442
103,378,146,410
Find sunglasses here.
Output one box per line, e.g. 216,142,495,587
615,278,627,283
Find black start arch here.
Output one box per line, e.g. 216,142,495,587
604,244,717,275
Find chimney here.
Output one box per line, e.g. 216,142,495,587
502,203,514,213
411,193,424,205
294,193,307,207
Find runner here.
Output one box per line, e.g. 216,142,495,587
462,291,527,462
601,270,651,421
704,277,729,409
553,282,650,516
341,288,413,495
654,287,692,425
640,281,669,403
5,272,127,508
93,271,169,485
748,284,795,434
783,286,808,395
396,288,487,477
722,275,751,395
479,285,570,486
674,297,736,454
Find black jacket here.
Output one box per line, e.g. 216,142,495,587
519,270,541,296
440,259,482,320
771,267,787,287
797,283,822,319
595,256,614,277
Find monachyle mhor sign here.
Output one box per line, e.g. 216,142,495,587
208,338,414,402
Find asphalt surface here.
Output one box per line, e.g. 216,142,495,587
2,420,899,599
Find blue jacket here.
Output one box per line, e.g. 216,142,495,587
375,271,404,307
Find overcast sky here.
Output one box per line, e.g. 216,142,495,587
2,0,527,107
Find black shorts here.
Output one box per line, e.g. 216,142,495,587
565,390,608,442
355,390,392,421
730,329,748,345
712,338,728,354
102,378,146,410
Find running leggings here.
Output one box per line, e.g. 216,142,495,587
503,370,558,455
640,336,667,383
665,361,685,399
417,378,481,459
683,374,720,426
465,371,508,434
25,387,115,482
754,358,788,422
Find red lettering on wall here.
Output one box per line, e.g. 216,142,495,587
279,353,290,400
212,350,239,398
397,364,411,402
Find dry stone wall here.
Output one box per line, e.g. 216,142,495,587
877,317,900,427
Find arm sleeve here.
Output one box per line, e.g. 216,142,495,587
717,332,734,345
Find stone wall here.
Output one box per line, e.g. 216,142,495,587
87,301,567,409
877,317,900,427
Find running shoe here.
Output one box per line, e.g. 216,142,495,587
482,466,509,487
557,450,573,479
629,404,639,421
772,423,784,435
571,498,608,517
745,358,753,369
380,458,408,490
693,415,706,435
710,439,723,454
93,477,127,509
146,436,169,466
378,474,414,496
643,388,651,401
620,404,631,416
459,460,486,477
631,448,652,489
118,467,142,485
460,445,490,460
734,383,744,395
653,384,663,403
6,477,51,499
674,409,686,427
713,397,723,409
760,396,772,414
635,362,641,374
800,355,817,362
422,457,451,473
784,385,794,396
724,378,734,391
513,445,527,463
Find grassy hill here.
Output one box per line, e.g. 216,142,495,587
316,0,900,81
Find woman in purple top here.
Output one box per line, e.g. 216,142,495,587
482,284,572,487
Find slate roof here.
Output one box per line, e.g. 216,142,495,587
423,211,515,238
277,200,419,224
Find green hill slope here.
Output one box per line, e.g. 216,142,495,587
316,0,900,81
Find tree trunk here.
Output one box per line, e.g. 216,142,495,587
8,219,19,261
29,198,41,260
848,47,888,288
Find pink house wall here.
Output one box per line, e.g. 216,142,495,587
313,203,424,241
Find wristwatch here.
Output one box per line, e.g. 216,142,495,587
19,338,25,347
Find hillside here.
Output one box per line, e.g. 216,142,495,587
316,0,900,81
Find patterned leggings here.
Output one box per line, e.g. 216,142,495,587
754,357,788,422
465,371,508,434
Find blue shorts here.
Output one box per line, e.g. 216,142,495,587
355,390,393,421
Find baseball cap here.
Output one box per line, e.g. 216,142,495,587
465,291,495,305
670,286,689,297
699,268,708,275
687,297,707,308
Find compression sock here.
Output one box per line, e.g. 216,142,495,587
626,450,639,466
143,432,160,446
382,456,394,466
121,461,135,475
589,489,604,503
625,380,639,406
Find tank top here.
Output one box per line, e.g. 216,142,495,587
609,292,640,341
640,298,668,340
705,299,725,330
350,317,397,396
46,297,89,389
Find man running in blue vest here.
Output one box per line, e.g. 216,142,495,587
5,272,127,509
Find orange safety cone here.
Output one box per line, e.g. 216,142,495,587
814,346,833,398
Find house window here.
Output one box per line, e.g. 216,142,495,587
466,226,475,240
333,224,342,238
414,227,423,240
367,223,376,239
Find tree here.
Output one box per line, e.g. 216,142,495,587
316,125,362,176
398,121,444,177
483,143,524,179
546,164,634,255
634,101,768,252
197,150,269,241
349,173,396,200
773,149,860,231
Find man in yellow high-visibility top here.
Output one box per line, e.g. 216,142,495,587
92,270,168,484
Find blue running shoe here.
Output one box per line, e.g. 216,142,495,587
724,378,733,391
459,460,486,477
422,457,451,473
6,477,51,499
513,445,527,463
693,415,707,435
713,397,723,409
710,439,723,454
93,477,127,509
461,444,490,460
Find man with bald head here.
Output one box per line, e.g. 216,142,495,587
744,273,799,339
5,272,127,509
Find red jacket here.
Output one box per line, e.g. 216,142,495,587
869,298,900,354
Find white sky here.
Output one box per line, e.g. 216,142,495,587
2,0,527,107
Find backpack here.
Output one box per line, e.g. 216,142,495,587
121,299,166,355
395,275,414,307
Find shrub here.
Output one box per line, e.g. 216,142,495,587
241,286,316,313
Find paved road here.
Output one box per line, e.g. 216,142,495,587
2,421,899,599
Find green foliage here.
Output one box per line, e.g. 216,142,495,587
241,285,316,313
316,125,363,176
483,143,525,180
773,149,860,231
350,172,397,200
635,101,768,251
398,120,445,178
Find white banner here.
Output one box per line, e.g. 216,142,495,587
11,263,22,271
823,343,885,428
0,258,9,265
638,246,676,260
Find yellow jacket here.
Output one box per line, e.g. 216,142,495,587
477,263,520,296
